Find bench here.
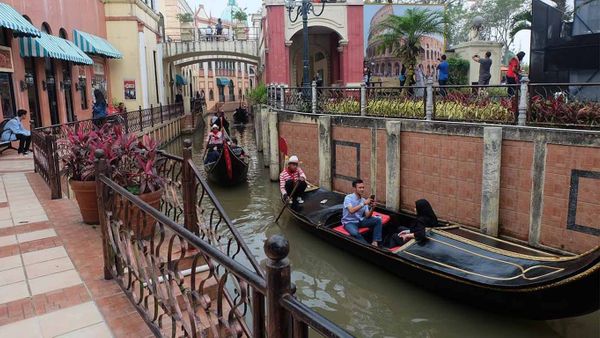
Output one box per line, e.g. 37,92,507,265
0,119,16,154
332,211,391,236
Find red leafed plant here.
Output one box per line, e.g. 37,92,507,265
530,94,600,126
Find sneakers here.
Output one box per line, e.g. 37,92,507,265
296,197,304,204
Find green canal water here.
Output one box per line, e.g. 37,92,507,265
163,122,599,338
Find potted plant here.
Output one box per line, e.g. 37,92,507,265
59,127,107,224
111,133,165,238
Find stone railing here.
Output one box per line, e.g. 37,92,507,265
163,40,259,59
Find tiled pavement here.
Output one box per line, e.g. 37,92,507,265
0,150,152,337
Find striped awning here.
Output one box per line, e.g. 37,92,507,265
216,77,232,86
0,3,40,37
19,32,93,65
73,29,122,59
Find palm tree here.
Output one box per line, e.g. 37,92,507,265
374,8,445,91
509,9,532,43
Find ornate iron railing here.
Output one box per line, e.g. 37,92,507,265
94,148,352,338
31,103,184,199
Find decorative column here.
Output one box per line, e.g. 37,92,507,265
318,116,332,189
480,127,502,236
269,111,280,181
138,22,150,108
385,121,401,211
425,77,434,120
518,77,530,126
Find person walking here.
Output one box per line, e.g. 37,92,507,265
1,109,31,155
414,64,425,98
473,51,493,85
92,89,107,127
437,55,449,97
399,65,407,87
506,51,525,96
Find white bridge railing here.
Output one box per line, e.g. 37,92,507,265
163,40,259,59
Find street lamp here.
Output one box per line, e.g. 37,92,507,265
285,0,326,91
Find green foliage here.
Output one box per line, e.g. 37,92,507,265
176,13,193,23
321,98,360,115
435,101,513,121
232,8,248,23
447,57,469,85
247,84,267,105
367,99,425,118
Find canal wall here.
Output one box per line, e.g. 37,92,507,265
259,108,600,254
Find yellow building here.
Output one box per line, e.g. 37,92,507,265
104,0,166,110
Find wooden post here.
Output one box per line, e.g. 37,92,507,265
45,130,61,199
264,234,291,338
138,105,143,132
182,139,198,234
94,149,113,280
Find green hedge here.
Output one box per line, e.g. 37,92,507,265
447,57,470,85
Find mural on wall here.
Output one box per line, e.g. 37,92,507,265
363,4,445,86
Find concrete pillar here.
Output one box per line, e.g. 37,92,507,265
528,134,547,246
183,96,191,114
156,44,166,103
254,105,264,152
261,107,270,167
425,78,434,120
311,81,317,114
138,29,149,108
480,127,503,236
385,121,401,211
518,77,529,126
360,83,366,116
269,111,279,181
318,116,332,190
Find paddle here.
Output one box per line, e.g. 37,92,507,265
275,180,302,223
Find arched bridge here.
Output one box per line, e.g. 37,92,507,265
163,40,260,67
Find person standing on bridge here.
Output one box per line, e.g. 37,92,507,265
216,19,223,39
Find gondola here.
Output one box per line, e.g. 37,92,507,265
282,187,600,320
233,106,249,125
203,142,249,186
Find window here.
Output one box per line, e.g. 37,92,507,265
24,58,41,125
0,73,15,118
79,75,88,110
0,28,9,47
209,89,214,100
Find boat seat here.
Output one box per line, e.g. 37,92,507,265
371,211,391,225
388,246,403,253
333,225,370,236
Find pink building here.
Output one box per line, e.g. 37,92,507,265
260,0,364,87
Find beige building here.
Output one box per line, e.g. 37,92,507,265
105,0,166,110
161,0,195,42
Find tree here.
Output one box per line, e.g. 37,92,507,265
232,8,248,23
374,8,445,91
509,9,532,43
176,13,193,24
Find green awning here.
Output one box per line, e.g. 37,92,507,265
0,3,40,37
216,77,233,86
19,32,93,65
73,29,122,59
175,74,187,85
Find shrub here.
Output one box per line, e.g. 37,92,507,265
530,95,600,126
447,57,469,85
247,84,267,105
367,99,425,118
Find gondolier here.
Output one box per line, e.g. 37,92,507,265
279,155,307,205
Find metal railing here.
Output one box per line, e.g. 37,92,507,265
93,140,352,337
268,80,600,128
163,40,259,59
31,103,184,199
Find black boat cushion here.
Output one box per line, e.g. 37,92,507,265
333,225,370,236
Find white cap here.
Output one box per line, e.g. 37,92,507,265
288,155,299,164
211,124,219,130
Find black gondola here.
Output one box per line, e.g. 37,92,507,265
282,187,600,320
204,142,249,186
233,106,249,125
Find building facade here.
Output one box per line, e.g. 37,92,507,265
4,0,117,127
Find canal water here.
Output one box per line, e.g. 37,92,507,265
163,120,599,338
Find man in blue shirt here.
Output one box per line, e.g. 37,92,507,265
1,109,31,155
437,54,449,97
342,179,382,246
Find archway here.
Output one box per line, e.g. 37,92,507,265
289,26,343,87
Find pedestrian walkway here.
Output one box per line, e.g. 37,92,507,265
0,151,151,338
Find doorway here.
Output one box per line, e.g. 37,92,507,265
0,73,15,119
63,65,75,122
45,59,59,125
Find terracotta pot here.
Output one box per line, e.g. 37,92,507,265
70,180,99,225
118,188,163,239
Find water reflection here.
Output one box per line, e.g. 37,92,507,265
162,121,599,338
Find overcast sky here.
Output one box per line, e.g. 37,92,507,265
191,0,577,65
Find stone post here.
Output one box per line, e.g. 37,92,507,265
279,85,285,109
261,107,271,167
360,83,367,116
385,121,402,211
318,116,332,190
183,96,191,114
311,81,317,114
425,78,434,121
480,127,503,236
518,77,529,126
264,235,291,337
269,111,279,181
254,105,264,152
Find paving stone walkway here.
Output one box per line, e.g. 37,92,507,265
0,151,152,338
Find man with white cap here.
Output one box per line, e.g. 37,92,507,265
207,124,224,147
279,155,307,204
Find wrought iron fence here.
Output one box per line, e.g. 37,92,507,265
283,87,311,113
94,144,352,338
528,83,600,128
366,86,426,118
317,87,361,115
432,84,519,123
32,103,184,199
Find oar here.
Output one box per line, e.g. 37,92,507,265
275,181,301,223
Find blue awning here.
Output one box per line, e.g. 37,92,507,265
0,3,40,37
175,74,187,86
216,77,233,86
19,32,93,65
73,29,122,59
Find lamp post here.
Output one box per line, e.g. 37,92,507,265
285,0,326,92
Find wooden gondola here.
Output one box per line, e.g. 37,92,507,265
204,142,249,186
282,187,600,320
